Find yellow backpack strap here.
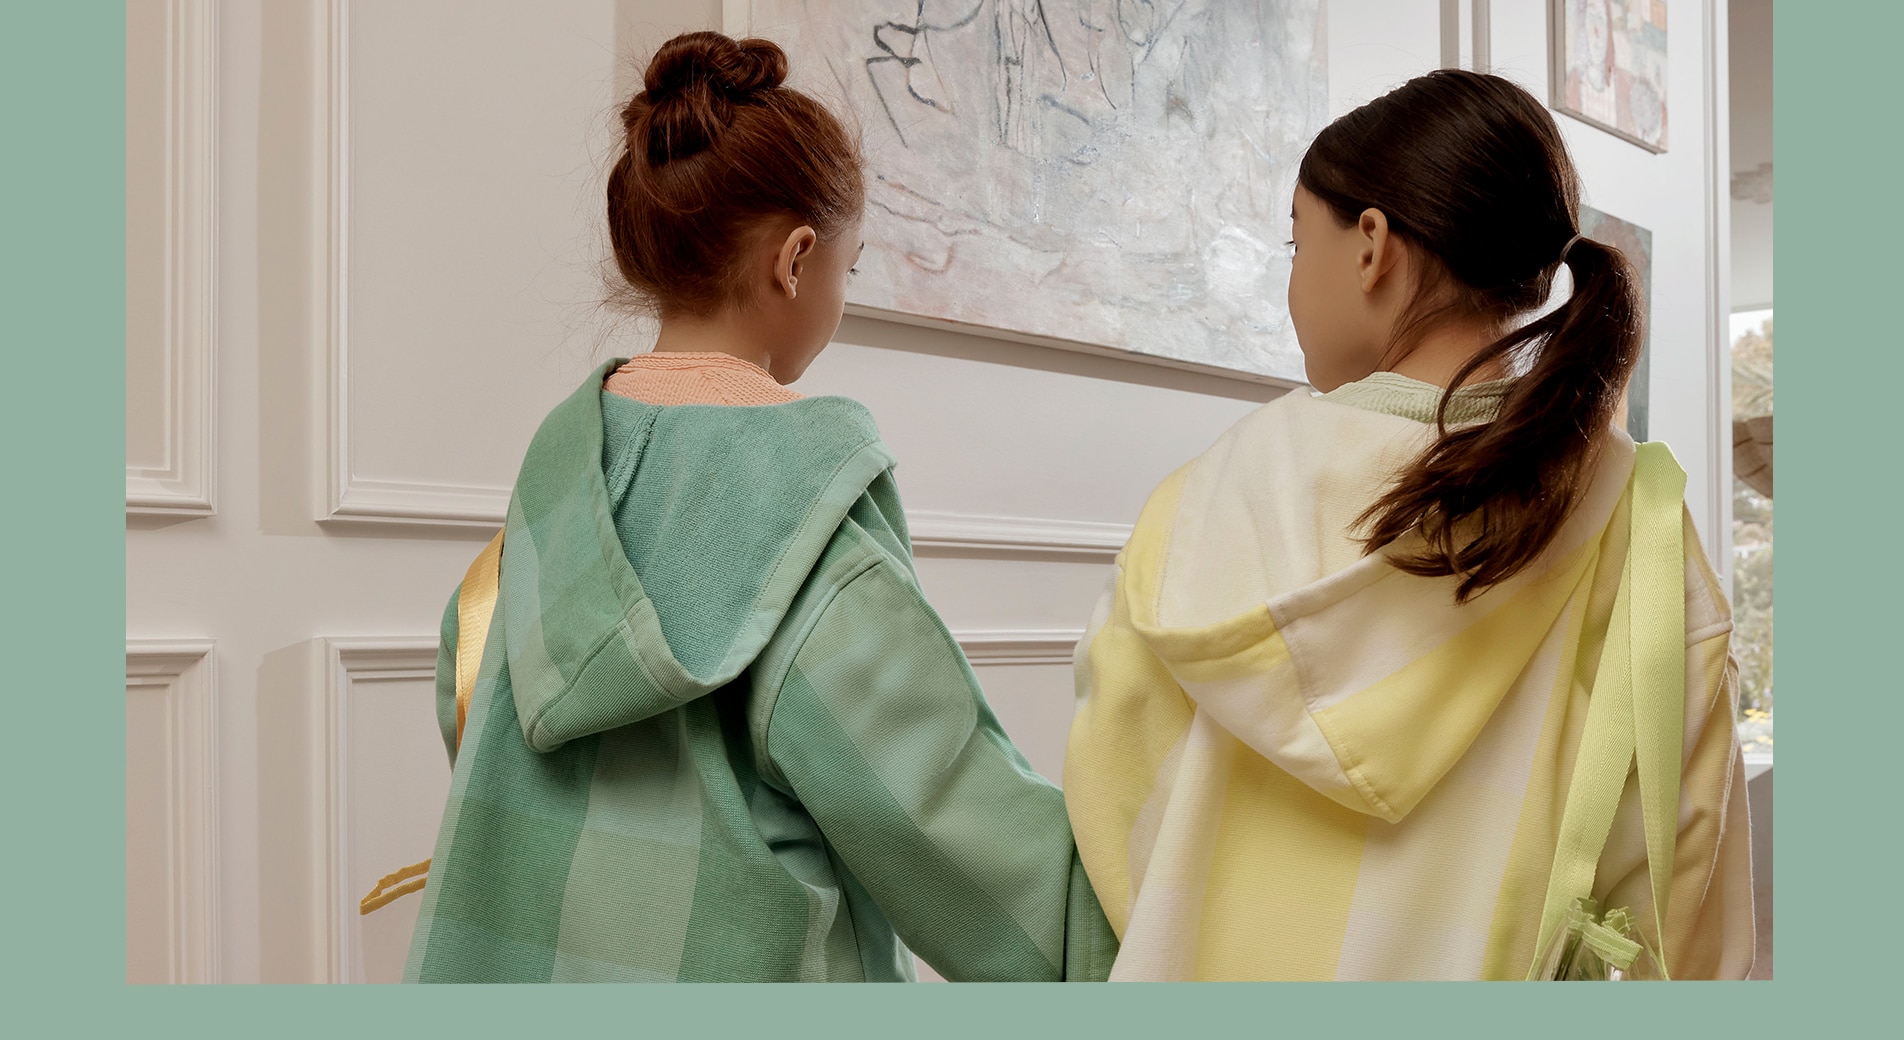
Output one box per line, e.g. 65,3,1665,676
1525,443,1687,978
360,529,505,916
1627,442,1687,979
454,530,506,748
358,859,432,915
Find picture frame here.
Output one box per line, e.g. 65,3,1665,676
722,0,1329,385
1549,0,1669,153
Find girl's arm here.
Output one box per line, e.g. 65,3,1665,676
756,518,1119,982
433,585,462,767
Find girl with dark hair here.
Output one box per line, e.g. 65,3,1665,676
400,31,1115,983
1064,69,1754,980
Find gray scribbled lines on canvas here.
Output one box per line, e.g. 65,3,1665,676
750,1,1328,380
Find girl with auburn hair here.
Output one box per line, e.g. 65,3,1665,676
1064,70,1755,980
401,31,1115,983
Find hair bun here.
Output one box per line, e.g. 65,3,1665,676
645,31,786,103
625,32,788,163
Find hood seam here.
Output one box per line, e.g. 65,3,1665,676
518,618,627,752
704,437,890,676
750,546,885,794
1310,713,1401,822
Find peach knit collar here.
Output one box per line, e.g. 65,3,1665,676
603,351,801,407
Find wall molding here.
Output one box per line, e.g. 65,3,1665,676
128,0,218,517
1439,1,1492,73
326,447,1133,560
125,640,221,983
317,0,518,527
320,636,439,984
1703,0,1735,591
908,511,1128,559
953,629,1085,667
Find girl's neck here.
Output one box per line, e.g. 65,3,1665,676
1380,319,1509,389
651,311,773,372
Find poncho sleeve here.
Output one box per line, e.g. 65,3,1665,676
755,502,1119,982
433,583,462,767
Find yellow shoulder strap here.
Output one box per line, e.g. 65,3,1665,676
1524,443,1687,978
360,529,505,916
454,530,506,748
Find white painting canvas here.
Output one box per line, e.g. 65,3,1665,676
732,1,1329,382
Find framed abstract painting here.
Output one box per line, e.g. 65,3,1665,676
726,0,1329,383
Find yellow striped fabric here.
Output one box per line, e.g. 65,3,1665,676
1064,387,1756,980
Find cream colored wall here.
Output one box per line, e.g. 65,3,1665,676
125,0,1730,982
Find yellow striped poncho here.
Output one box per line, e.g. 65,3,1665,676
1064,378,1755,980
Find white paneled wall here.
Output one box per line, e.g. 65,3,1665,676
323,0,627,526
126,0,1732,982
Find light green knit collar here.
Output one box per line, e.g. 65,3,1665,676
1321,370,1511,425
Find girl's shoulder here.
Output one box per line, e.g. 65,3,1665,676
599,387,887,452
1202,385,1434,468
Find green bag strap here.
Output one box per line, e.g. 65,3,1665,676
1525,442,1687,979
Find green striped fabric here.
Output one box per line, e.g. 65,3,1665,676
403,361,1116,982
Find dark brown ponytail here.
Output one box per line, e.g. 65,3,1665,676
1298,69,1643,602
607,31,863,317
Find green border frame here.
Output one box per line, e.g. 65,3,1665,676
7,0,1879,1033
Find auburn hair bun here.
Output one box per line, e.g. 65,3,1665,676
646,31,786,99
625,32,789,163
607,30,863,317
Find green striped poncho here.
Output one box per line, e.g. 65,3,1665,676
403,360,1116,982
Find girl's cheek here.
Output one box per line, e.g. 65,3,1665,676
1288,266,1312,331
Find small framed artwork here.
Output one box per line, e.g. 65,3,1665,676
1550,0,1668,153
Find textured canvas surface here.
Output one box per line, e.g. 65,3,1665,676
740,0,1328,381
1553,0,1669,151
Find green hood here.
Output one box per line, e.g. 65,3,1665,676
495,359,899,752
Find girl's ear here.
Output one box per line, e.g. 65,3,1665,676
1356,207,1402,295
774,225,818,300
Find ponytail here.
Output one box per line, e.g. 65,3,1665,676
1298,69,1643,602
1356,236,1643,602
